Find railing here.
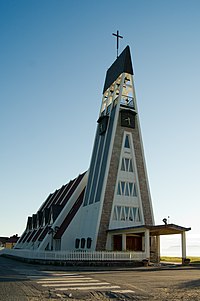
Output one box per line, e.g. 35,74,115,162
0,248,146,262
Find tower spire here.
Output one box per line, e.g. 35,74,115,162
112,30,123,58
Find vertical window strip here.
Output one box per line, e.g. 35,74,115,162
129,182,133,196
125,207,129,220
129,159,133,172
117,182,121,195
129,207,134,221
124,135,130,148
117,206,121,220
113,207,117,220
125,183,129,196
121,207,125,220
121,181,125,195
136,208,141,222
125,158,129,171
121,158,125,171
133,207,137,220
133,184,137,197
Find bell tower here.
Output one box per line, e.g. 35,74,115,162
80,46,154,250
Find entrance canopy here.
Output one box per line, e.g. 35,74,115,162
107,223,191,236
146,224,191,236
108,224,191,263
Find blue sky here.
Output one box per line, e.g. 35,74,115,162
0,0,200,256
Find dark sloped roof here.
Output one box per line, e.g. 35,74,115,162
20,171,87,245
32,227,43,242
54,188,85,239
37,211,43,227
22,231,31,243
39,193,53,212
60,172,86,207
17,232,26,244
51,204,63,222
26,230,36,243
26,216,32,230
53,185,67,205
38,172,86,227
45,189,60,209
103,45,133,93
32,214,37,229
39,172,86,213
38,226,49,241
43,208,50,225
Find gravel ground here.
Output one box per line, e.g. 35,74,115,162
25,282,200,301
0,256,199,301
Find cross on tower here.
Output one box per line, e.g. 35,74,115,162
112,30,123,58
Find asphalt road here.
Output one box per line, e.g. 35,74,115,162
0,256,200,300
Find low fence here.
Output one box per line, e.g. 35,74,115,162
0,248,146,262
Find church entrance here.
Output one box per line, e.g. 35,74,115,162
113,234,143,251
126,235,142,251
113,235,122,251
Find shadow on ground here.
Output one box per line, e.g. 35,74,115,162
177,279,200,289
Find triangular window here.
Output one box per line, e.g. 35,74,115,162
133,184,137,197
125,207,129,220
129,159,133,172
117,206,121,220
133,207,137,219
117,182,121,195
125,183,129,196
113,207,117,220
125,158,129,171
121,181,125,195
137,208,141,222
121,158,125,171
129,182,133,195
121,207,125,220
124,135,130,148
135,208,141,222
129,208,134,221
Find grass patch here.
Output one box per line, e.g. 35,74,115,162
161,256,182,262
161,256,200,264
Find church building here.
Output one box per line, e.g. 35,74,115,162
14,45,190,263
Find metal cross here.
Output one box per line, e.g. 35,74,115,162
112,30,123,58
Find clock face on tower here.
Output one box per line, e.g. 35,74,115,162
121,110,136,128
97,115,109,135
